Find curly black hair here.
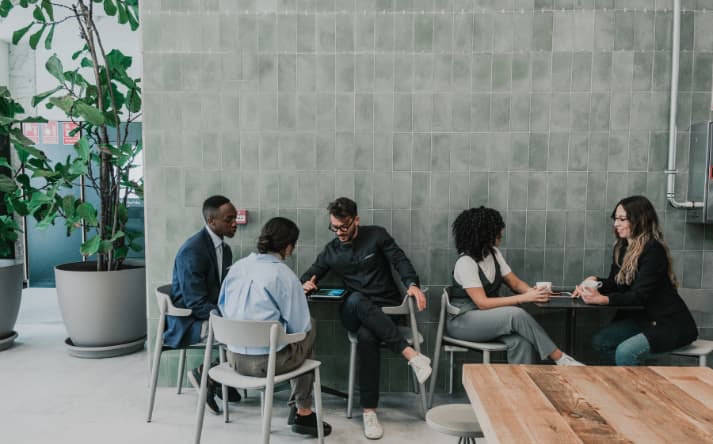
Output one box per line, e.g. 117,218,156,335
452,207,505,261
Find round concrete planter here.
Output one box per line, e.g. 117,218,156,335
55,261,146,356
0,260,23,351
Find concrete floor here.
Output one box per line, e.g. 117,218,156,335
1,288,471,444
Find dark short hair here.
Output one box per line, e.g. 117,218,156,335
202,195,231,222
327,197,357,219
257,217,300,254
452,207,505,262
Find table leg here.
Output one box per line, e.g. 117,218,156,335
567,309,577,355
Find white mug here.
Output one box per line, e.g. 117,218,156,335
579,279,602,294
535,281,552,291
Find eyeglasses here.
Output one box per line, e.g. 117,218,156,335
328,219,354,233
611,216,628,222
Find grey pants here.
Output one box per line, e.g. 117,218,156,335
227,322,316,410
446,306,557,364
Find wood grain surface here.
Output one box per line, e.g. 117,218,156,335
462,364,713,444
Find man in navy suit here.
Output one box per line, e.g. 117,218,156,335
166,195,238,414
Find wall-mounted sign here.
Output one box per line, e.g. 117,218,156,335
22,123,39,143
63,122,80,145
41,121,58,144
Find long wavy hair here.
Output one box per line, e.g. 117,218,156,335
612,195,678,287
452,207,505,262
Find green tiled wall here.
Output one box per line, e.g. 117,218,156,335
141,1,713,391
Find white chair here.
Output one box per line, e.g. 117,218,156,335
346,293,428,419
147,284,208,422
425,403,484,444
671,339,713,366
194,312,324,444
428,287,507,408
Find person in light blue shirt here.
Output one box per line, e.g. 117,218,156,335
218,217,331,437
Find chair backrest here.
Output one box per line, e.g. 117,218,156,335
209,313,306,349
155,284,192,317
443,286,462,316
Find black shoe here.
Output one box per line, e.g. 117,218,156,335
205,391,221,416
291,412,332,437
189,367,221,415
287,405,297,425
216,386,242,403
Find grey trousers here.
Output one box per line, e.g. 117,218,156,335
446,306,557,364
227,322,316,409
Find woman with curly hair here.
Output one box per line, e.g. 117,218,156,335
449,207,582,365
573,195,698,365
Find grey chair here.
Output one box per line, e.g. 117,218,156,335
194,312,325,444
425,403,484,444
346,292,428,419
672,339,713,366
147,284,207,422
428,287,507,408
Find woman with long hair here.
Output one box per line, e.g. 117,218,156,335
218,217,332,437
574,195,698,365
449,207,582,365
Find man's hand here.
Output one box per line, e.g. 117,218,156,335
302,275,318,294
407,285,427,311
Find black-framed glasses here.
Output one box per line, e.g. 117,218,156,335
328,219,354,233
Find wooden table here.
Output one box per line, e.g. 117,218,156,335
463,364,713,443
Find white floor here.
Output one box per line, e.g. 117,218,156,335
1,288,468,443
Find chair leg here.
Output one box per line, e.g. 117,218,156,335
428,343,442,409
700,355,707,367
313,368,325,444
193,343,213,444
146,338,164,422
261,382,275,444
483,350,491,364
177,349,187,394
347,340,357,418
449,351,455,395
219,347,229,423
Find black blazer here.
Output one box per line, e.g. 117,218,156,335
599,239,697,353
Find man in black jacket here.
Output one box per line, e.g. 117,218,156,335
301,197,431,440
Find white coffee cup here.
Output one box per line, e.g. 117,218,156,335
535,281,552,291
579,279,602,294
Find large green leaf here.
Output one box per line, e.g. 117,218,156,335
44,23,55,50
76,202,97,225
31,86,62,107
48,95,75,114
45,54,65,83
80,235,101,256
12,23,33,45
41,0,53,21
75,101,105,125
0,0,13,18
0,174,17,193
103,0,116,16
28,25,46,49
74,138,91,161
32,5,44,21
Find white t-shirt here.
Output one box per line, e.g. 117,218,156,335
453,248,512,289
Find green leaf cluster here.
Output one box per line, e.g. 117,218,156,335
0,0,143,270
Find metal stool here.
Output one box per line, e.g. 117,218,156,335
426,404,484,444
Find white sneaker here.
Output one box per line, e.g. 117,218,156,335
408,353,432,384
363,411,383,440
556,354,585,366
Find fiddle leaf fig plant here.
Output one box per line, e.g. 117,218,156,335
0,0,142,270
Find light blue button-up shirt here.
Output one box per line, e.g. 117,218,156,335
218,252,311,355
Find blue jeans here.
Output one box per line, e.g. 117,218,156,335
592,319,654,366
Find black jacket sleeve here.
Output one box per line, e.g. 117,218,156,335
602,242,669,307
379,229,419,288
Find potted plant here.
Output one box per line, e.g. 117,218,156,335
0,88,39,351
0,0,144,357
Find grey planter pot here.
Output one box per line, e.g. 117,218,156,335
55,261,146,352
0,260,23,350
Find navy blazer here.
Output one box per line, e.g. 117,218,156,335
164,228,232,348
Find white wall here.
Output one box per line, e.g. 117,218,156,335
1,5,141,120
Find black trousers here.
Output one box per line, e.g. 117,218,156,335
340,292,409,409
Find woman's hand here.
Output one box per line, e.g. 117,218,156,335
578,286,609,305
572,276,599,298
518,287,550,304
